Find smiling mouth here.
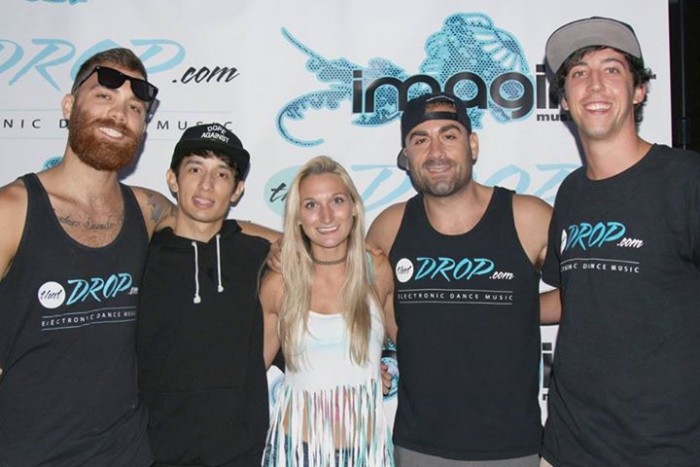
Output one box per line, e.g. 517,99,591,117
317,225,340,234
98,126,125,138
584,102,612,112
425,165,453,176
425,161,452,170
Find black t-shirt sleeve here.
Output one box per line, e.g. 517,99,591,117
542,205,562,288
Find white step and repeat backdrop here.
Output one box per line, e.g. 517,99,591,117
0,0,671,421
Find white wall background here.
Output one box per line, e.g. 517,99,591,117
0,0,671,422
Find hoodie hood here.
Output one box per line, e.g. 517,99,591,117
152,219,243,304
154,219,242,250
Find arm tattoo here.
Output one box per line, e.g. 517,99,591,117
147,192,174,226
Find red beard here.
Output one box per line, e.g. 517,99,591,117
67,104,143,171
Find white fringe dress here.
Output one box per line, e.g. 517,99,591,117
263,302,394,466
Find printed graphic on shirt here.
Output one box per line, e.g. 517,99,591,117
395,255,515,306
36,273,139,330
559,221,645,275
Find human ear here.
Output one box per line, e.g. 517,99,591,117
166,169,179,194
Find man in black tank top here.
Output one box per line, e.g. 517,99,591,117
0,47,174,467
367,92,558,467
0,49,278,466
0,43,281,466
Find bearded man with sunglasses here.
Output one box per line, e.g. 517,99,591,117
0,48,178,466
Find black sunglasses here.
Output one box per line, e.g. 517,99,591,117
72,66,159,103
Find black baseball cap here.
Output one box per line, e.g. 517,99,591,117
171,123,250,179
397,92,472,170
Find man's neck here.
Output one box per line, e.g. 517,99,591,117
173,217,225,243
422,182,492,236
36,150,127,248
581,133,652,180
43,150,122,203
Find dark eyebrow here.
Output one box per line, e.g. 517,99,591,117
408,123,463,140
601,57,627,67
436,123,463,134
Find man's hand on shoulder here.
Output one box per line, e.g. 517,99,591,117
235,221,282,272
266,236,282,273
238,220,281,244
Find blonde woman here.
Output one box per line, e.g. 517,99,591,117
260,156,395,466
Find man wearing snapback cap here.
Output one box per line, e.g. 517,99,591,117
367,92,557,466
541,17,700,466
137,123,270,466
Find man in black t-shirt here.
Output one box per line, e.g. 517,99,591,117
541,16,700,467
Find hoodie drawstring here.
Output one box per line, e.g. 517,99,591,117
215,234,224,293
191,235,225,304
191,241,202,304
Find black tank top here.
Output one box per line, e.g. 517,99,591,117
0,173,152,466
390,187,542,460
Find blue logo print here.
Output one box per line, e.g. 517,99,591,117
66,273,133,306
562,222,626,252
42,156,62,170
278,13,534,147
264,166,300,216
415,256,495,281
0,38,184,90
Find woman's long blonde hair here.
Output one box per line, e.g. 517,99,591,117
279,156,375,371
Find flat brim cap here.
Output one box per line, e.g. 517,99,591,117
171,123,250,179
545,16,642,73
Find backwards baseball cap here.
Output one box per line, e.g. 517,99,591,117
397,92,472,170
171,123,250,179
545,16,642,74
